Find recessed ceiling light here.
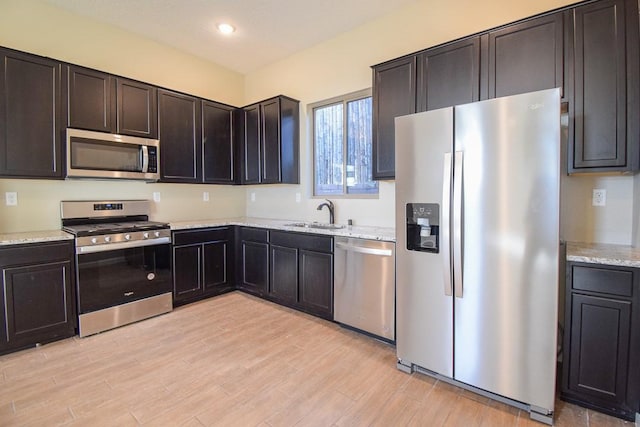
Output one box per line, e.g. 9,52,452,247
217,23,235,35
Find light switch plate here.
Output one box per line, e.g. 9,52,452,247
5,192,17,206
153,192,161,202
203,191,210,202
250,192,256,202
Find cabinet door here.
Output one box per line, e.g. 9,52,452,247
173,245,202,302
241,241,268,294
486,13,564,99
202,100,235,184
569,0,638,171
203,241,229,292
67,65,115,133
2,260,74,348
568,293,630,406
270,245,298,304
158,90,201,182
242,104,261,184
372,56,416,180
417,37,480,112
116,78,157,138
261,98,281,183
299,250,333,319
0,49,64,178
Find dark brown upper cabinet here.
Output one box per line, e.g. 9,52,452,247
0,48,65,179
116,78,157,138
158,89,201,183
417,36,481,112
371,56,416,180
202,100,236,184
240,96,299,185
484,12,564,100
568,0,639,173
67,65,115,133
67,65,157,138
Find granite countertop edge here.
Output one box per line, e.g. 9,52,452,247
566,241,640,268
170,217,396,242
0,230,75,246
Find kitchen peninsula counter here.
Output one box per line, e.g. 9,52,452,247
170,217,396,242
566,241,640,268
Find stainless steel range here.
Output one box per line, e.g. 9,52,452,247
61,200,172,337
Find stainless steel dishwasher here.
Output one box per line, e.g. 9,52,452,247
334,237,395,342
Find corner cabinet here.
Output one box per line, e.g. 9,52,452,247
562,262,640,421
240,96,299,184
0,241,76,355
567,0,639,173
172,227,234,305
67,65,157,138
237,227,269,296
0,48,65,179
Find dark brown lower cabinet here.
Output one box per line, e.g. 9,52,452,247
562,262,640,421
0,241,76,355
237,227,269,296
172,227,234,305
269,231,333,320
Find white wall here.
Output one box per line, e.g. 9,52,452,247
244,0,636,243
0,0,247,233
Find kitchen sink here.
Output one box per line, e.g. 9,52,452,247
285,222,345,230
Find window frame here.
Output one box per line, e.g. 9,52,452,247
310,88,378,199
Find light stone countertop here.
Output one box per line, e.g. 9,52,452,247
0,230,75,246
170,217,396,242
566,241,640,268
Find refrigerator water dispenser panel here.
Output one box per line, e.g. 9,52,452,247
406,203,439,253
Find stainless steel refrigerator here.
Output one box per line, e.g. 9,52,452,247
395,88,560,424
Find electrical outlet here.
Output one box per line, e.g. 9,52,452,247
153,192,161,202
203,191,210,202
592,189,606,206
5,192,17,206
295,192,301,203
250,192,256,202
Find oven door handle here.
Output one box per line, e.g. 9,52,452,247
76,237,171,254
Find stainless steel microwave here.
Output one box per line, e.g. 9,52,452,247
66,128,160,181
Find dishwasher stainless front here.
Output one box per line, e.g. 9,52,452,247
334,237,395,342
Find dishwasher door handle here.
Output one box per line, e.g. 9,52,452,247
335,242,393,257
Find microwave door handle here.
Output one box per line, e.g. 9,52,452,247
141,146,149,173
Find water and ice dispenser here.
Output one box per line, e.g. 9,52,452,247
406,203,439,253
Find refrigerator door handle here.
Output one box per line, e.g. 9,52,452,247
453,151,464,298
442,153,453,296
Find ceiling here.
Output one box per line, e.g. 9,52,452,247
45,0,418,74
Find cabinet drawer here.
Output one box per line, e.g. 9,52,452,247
240,227,269,243
173,227,229,246
270,231,333,253
572,264,633,297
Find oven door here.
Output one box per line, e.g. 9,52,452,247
76,243,171,314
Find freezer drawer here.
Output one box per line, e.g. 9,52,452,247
334,237,395,341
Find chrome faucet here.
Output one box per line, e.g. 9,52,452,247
317,199,335,224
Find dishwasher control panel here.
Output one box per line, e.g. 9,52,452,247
406,203,439,253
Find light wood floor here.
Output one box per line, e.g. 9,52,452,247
0,291,634,426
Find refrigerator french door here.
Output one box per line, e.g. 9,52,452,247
395,89,560,424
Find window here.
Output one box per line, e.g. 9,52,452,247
313,90,378,196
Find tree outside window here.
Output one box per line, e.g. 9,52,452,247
313,90,378,196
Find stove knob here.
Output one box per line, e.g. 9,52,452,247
154,231,160,238
124,234,131,241
143,232,149,239
91,237,98,244
104,236,111,243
